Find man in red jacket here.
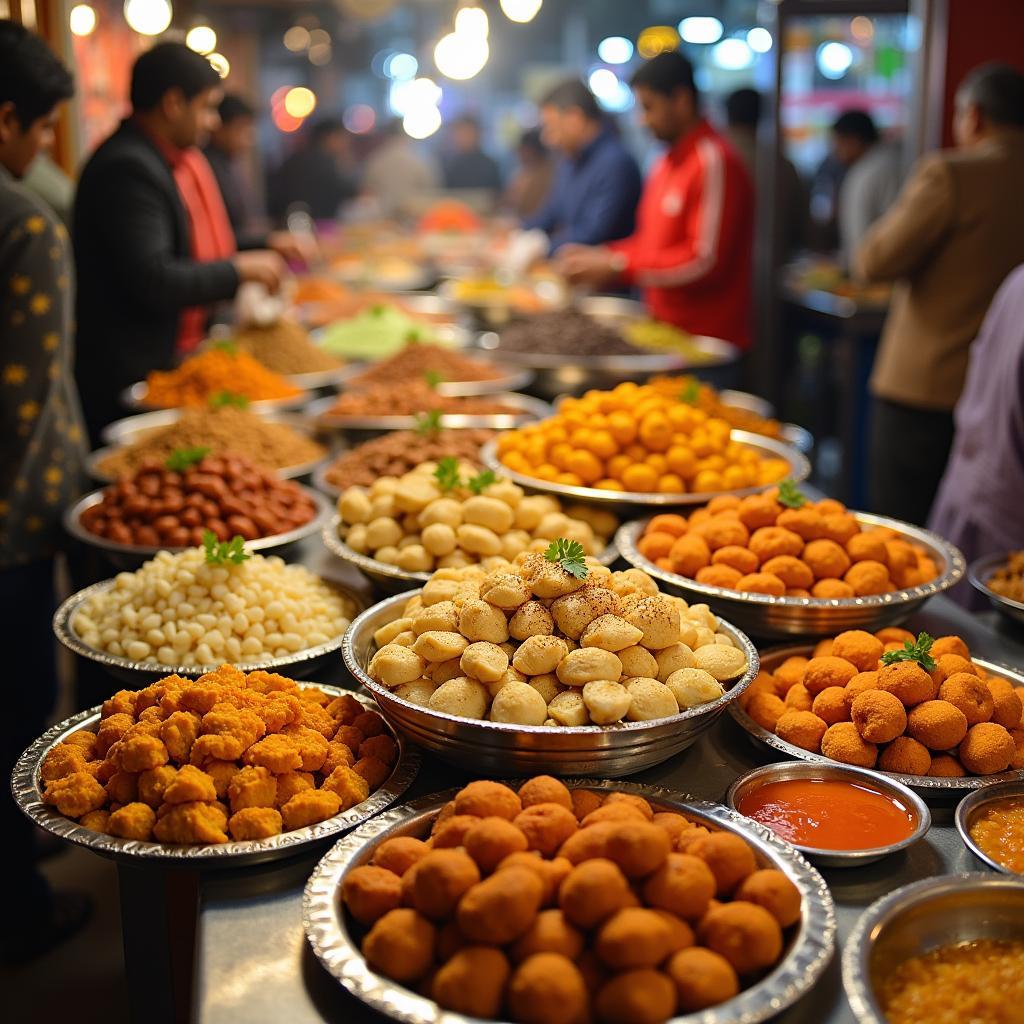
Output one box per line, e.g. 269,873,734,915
559,52,754,349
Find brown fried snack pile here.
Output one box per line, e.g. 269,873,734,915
341,777,800,1024
740,629,1024,778
40,665,398,844
230,320,343,375
987,550,1024,603
346,344,504,388
323,380,517,418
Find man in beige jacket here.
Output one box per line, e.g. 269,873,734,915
856,63,1024,525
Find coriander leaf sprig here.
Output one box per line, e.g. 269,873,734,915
202,531,251,566
880,631,937,672
212,339,238,355
545,538,589,580
678,379,700,406
777,479,807,509
414,409,443,437
209,391,250,410
433,457,462,493
467,469,496,495
424,369,443,390
165,446,210,472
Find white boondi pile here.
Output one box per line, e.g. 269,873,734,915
72,548,354,666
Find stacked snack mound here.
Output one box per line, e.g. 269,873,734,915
740,629,1024,777
343,344,505,388
40,667,397,844
336,459,615,574
496,382,790,493
340,776,802,1023
144,349,301,408
227,322,343,375
366,541,749,727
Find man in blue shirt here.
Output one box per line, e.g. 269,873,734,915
525,79,641,253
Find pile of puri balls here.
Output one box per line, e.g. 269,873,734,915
366,549,749,727
336,461,615,575
40,665,398,844
340,777,802,1024
495,380,791,494
72,545,356,666
740,629,1024,777
638,491,940,598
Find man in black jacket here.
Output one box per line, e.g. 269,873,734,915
74,43,285,442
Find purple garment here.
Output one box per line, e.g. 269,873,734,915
929,263,1024,606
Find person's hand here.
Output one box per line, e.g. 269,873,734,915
267,230,320,268
233,250,288,293
556,244,622,286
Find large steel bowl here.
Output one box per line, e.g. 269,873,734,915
955,779,1024,875
342,589,759,777
482,431,810,510
616,514,965,639
842,874,1024,1024
64,485,332,571
305,781,836,1024
321,513,620,595
13,687,419,867
729,644,1024,800
120,381,309,414
968,551,1024,626
54,577,364,684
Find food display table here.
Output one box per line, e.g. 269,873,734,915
190,593,1023,1024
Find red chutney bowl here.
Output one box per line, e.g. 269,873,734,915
726,762,931,867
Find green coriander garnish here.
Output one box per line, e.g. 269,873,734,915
880,632,937,672
434,457,462,493
678,379,700,405
202,531,251,566
544,538,589,579
414,409,443,437
165,446,210,472
212,339,238,355
424,369,443,390
777,479,807,509
208,391,250,410
467,469,496,494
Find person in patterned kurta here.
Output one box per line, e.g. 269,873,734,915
0,19,91,962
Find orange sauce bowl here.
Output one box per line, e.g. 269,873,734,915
727,761,931,867
956,780,1024,876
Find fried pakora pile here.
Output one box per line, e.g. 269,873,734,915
341,777,800,1024
739,630,1024,777
40,665,398,844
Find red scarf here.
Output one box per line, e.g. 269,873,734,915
143,124,237,353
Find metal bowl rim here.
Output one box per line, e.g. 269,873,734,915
967,551,1024,614
729,643,1024,793
120,381,309,414
954,779,1024,875
98,405,324,447
481,432,810,508
841,872,1024,1024
53,577,365,678
342,588,759,738
725,760,932,861
12,687,419,865
617,515,966,610
64,484,333,558
304,779,835,1024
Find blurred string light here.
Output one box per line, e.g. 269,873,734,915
271,86,303,133
636,25,679,59
712,38,754,71
588,68,632,112
207,52,229,78
434,30,489,80
389,76,442,116
454,5,488,39
185,24,216,54
284,86,316,118
69,3,97,35
747,27,772,53
308,43,332,65
283,25,310,52
309,27,331,46
385,52,418,80
343,104,376,134
499,0,541,23
850,16,874,42
817,40,854,79
679,17,722,45
123,0,172,36
597,36,633,64
403,104,442,139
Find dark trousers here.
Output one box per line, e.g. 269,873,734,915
868,397,955,526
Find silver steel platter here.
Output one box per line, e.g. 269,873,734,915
729,644,1023,800
53,577,365,684
968,551,1024,625
64,485,332,569
616,514,966,639
481,431,811,509
120,381,310,414
329,360,536,398
306,392,551,433
12,687,419,867
286,366,354,391
320,513,620,594
303,779,836,1024
342,588,759,777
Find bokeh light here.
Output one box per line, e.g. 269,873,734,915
123,0,172,36
283,25,310,52
597,36,633,64
817,41,854,79
679,17,723,45
403,104,442,139
747,27,773,53
185,25,216,54
343,104,376,134
454,5,488,39
284,86,316,119
499,0,542,23
434,31,489,80
637,25,680,59
207,52,230,78
69,4,97,36
384,52,418,80
588,68,632,112
308,42,332,66
712,38,754,71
